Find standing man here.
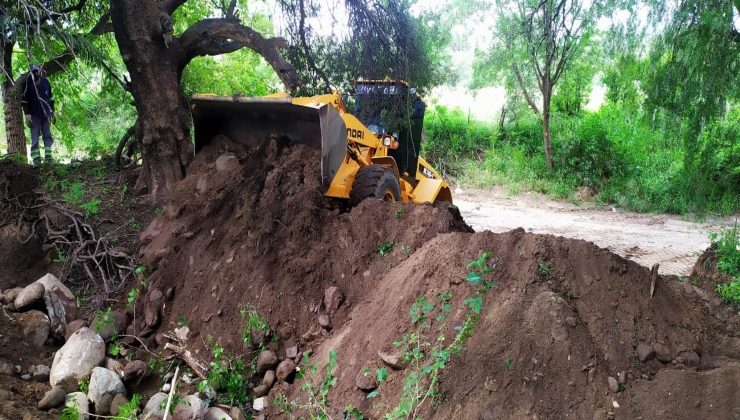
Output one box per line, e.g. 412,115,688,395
21,64,56,166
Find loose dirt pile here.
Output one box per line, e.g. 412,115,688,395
134,138,740,419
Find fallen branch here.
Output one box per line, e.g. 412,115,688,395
164,343,208,379
650,263,660,298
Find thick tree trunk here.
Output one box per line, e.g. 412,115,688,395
1,40,27,157
110,0,193,205
542,80,554,170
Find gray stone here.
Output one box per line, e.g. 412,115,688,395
653,343,672,363
215,153,238,172
680,351,700,367
35,273,75,302
1,287,23,304
256,350,277,375
276,359,296,383
253,384,269,398
262,370,276,388
618,371,627,385
378,351,407,370
285,346,299,360
21,373,32,380
88,367,126,409
123,360,147,384
142,392,168,418
38,386,66,410
172,394,206,419
636,343,655,363
50,327,106,392
64,392,89,419
109,393,129,416
253,397,267,412
355,368,378,391
608,376,619,393
30,364,50,382
16,310,50,348
323,287,343,314
230,407,247,420
14,282,45,311
318,314,332,330
206,406,233,420
104,358,124,376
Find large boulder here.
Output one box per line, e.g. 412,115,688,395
173,394,207,419
13,282,45,311
87,367,126,410
16,310,50,348
36,273,77,323
50,328,106,391
142,392,168,419
38,386,66,410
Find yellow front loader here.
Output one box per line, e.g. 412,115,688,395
190,80,452,206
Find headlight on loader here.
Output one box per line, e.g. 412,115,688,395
383,136,392,147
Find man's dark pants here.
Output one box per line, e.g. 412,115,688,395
30,115,53,166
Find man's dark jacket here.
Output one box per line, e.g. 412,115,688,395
21,76,54,119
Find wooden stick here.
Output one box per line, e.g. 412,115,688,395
650,263,660,298
162,365,180,420
164,343,208,379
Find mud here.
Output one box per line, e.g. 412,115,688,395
136,139,740,419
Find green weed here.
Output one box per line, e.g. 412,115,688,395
712,225,740,304
239,304,270,348
395,207,405,220
378,240,396,257
537,261,552,278
115,393,142,419
62,181,85,204
80,197,101,217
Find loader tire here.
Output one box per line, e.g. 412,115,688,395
349,164,401,207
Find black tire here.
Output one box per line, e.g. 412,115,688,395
349,164,401,207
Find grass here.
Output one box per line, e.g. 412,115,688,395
713,225,740,304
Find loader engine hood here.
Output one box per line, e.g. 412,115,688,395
190,95,347,191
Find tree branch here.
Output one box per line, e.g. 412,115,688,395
159,0,189,16
178,18,299,92
512,62,541,115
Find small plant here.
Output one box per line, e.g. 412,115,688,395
159,393,190,415
537,261,552,278
60,396,81,420
344,404,365,419
504,354,512,369
395,207,405,220
108,340,123,357
78,378,90,394
711,225,740,304
80,197,102,217
116,393,142,419
401,245,412,254
126,287,139,309
176,314,189,327
378,240,396,257
200,343,251,407
93,307,115,333
62,181,85,204
239,304,269,347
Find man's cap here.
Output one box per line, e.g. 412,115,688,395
30,64,41,73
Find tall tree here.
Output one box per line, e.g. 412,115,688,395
108,0,298,204
474,0,604,168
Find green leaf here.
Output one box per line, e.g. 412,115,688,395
366,390,378,399
466,271,482,285
376,367,388,382
464,296,483,314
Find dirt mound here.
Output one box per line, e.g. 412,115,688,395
136,140,740,419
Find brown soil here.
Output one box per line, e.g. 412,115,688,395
134,139,740,419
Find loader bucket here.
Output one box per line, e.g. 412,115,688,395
190,95,347,191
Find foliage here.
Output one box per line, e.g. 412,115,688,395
712,225,740,304
200,343,251,408
78,378,90,394
239,304,270,348
114,393,142,419
274,349,339,419
537,261,552,278
80,197,101,217
378,240,396,257
60,396,81,420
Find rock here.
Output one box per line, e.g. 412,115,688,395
355,368,378,391
174,325,190,342
14,282,45,311
285,346,299,360
21,373,32,381
172,394,206,419
230,406,247,420
318,314,332,330
262,370,276,388
215,153,238,172
608,376,619,393
105,358,124,375
65,320,87,341
142,392,168,418
16,310,50,348
0,360,15,376
323,287,343,314
90,310,129,341
37,274,77,324
378,351,407,370
565,316,577,327
680,351,700,367
1,287,23,304
618,371,627,385
109,393,129,416
653,343,672,363
276,359,296,383
253,396,267,412
88,367,126,409
50,328,106,391
206,407,233,419
636,343,655,363
43,289,74,339
0,389,12,402
30,364,51,382
96,393,113,415
65,391,90,419
123,360,147,385
256,350,278,375
161,383,171,393
253,384,269,398
38,386,66,410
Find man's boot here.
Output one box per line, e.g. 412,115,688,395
30,147,41,167
44,146,53,165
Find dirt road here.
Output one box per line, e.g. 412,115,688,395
454,188,736,276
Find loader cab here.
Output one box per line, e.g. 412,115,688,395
352,80,425,180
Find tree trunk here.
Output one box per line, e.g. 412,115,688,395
542,78,554,170
110,0,193,205
1,40,27,157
